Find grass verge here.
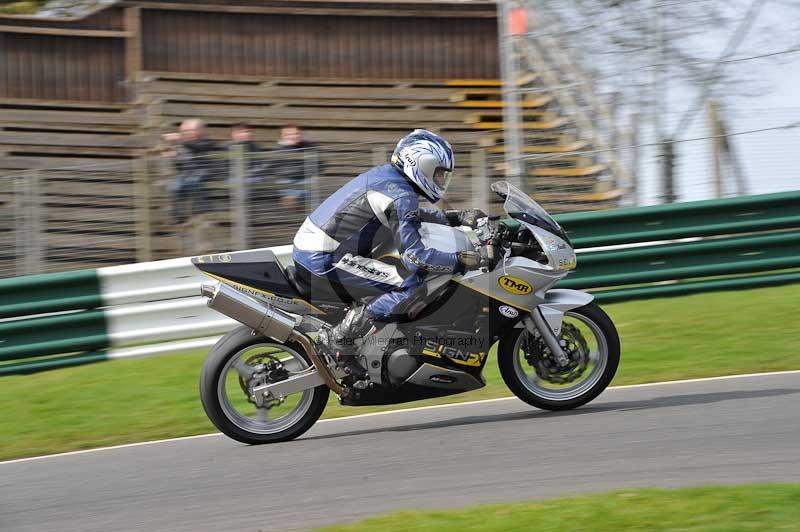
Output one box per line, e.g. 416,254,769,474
1,284,799,461
311,484,800,532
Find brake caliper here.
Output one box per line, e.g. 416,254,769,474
240,355,289,407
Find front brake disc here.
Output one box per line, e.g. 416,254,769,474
524,324,589,384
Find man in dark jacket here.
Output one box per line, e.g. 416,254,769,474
226,122,267,185
271,123,320,209
168,119,220,224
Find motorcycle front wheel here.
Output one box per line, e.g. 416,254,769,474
200,326,329,444
498,302,620,411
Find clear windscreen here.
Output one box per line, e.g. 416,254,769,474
490,180,570,243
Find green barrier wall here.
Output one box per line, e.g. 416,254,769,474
561,231,800,289
0,269,102,319
558,190,800,247
0,310,110,361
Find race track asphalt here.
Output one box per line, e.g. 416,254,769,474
2,372,799,532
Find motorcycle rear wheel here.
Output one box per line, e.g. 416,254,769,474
200,326,330,444
498,302,620,411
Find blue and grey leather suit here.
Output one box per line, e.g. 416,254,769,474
292,164,460,321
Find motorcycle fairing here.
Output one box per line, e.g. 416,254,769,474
192,250,325,315
343,278,527,405
535,289,595,336
455,256,564,312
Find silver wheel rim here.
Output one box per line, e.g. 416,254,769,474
512,311,608,402
217,342,315,435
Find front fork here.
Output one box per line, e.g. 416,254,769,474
523,289,595,368
525,309,570,367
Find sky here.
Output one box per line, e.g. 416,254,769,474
630,0,800,203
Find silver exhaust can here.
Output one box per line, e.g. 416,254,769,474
201,282,296,342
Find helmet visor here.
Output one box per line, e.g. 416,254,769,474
433,167,452,190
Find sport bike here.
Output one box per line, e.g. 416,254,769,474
194,181,620,444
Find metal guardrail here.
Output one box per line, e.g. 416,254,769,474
559,189,800,247
1,191,798,376
558,189,800,300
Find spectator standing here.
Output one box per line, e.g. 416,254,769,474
167,118,219,225
226,122,267,186
271,123,321,209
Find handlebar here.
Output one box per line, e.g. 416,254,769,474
478,242,499,270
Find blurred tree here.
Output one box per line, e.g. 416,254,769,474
0,1,48,14
535,0,794,200
0,0,112,16
542,1,772,113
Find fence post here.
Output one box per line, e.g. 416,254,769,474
629,111,640,207
134,153,152,262
304,148,321,215
229,144,249,251
661,138,676,203
471,149,489,210
29,170,44,275
14,171,44,276
609,91,621,150
708,100,724,198
498,0,523,187
13,175,27,277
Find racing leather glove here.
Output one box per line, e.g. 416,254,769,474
445,209,488,229
456,251,482,273
459,208,488,228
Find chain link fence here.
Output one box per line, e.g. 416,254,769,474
2,160,138,278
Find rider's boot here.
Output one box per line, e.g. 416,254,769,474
324,305,376,380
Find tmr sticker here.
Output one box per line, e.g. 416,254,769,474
498,275,533,295
498,305,519,318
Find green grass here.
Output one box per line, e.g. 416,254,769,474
1,284,799,461
0,1,46,15
311,484,800,532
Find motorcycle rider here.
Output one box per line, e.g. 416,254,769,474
292,129,485,378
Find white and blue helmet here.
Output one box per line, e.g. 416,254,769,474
391,129,455,203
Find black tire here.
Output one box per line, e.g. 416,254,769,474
199,326,329,444
498,302,620,411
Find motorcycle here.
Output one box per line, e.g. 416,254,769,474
194,181,620,444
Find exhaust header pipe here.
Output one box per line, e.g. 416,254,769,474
201,282,296,343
